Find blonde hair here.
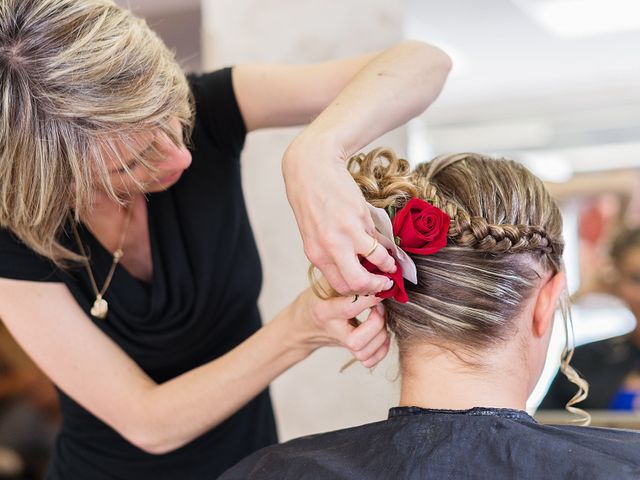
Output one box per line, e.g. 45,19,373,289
0,0,194,267
312,148,589,422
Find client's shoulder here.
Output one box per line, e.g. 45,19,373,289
547,423,640,443
219,411,640,480
529,422,640,474
219,419,390,480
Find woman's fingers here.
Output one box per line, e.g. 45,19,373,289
334,252,393,294
351,327,388,363
315,263,351,296
363,244,397,274
303,204,397,296
361,337,391,368
355,230,397,274
304,287,391,367
344,304,390,368
326,227,397,295
310,293,381,333
340,293,383,320
344,306,387,355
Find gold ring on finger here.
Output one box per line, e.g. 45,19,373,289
363,236,378,258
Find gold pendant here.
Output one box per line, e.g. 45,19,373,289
91,297,109,320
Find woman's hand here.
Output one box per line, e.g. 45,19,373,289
288,288,391,368
283,137,397,296
234,42,450,295
273,42,451,295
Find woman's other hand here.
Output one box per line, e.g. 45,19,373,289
289,289,390,368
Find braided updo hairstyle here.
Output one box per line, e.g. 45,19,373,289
347,148,588,419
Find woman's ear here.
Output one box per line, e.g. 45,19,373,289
532,271,566,338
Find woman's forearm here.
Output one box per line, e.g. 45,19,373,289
132,302,310,454
1,280,384,457
130,288,383,454
132,288,382,454
289,40,452,157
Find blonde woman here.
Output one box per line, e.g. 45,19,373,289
0,0,452,478
221,150,640,480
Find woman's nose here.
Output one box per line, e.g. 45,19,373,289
169,141,192,170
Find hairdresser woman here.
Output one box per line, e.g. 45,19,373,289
0,1,450,478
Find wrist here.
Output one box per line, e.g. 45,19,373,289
283,129,346,173
266,299,320,362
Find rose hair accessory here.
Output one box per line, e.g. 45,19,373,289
361,197,451,303
392,197,450,255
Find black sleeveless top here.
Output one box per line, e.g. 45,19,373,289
0,68,277,479
220,406,640,479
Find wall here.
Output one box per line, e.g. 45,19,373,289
201,0,407,440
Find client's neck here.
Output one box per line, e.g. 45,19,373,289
399,342,531,412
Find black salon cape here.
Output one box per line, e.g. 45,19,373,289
541,335,640,410
220,406,640,479
0,68,277,479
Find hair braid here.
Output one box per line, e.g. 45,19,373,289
451,218,563,255
412,156,563,257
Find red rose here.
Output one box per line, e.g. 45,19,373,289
360,251,408,303
392,198,450,255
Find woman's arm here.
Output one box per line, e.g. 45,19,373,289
233,52,379,132
0,279,386,455
233,41,452,294
233,41,450,135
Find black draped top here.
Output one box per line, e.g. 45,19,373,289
541,335,640,410
0,68,277,479
220,406,640,479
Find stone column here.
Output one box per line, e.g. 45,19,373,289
202,0,406,440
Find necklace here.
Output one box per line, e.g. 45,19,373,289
71,203,134,320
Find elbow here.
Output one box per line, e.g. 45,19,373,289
403,40,453,113
432,43,453,73
126,428,184,456
403,39,453,76
435,47,453,75
119,408,186,456
136,443,177,457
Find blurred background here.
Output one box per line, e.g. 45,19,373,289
2,0,639,477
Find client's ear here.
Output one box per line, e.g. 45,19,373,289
532,271,566,338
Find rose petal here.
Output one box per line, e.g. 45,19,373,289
360,254,408,303
365,203,418,284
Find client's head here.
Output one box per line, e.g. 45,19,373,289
347,148,586,414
